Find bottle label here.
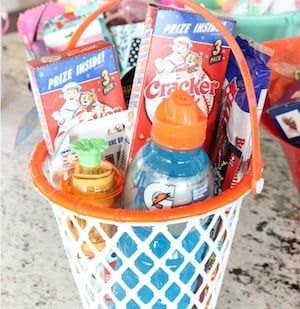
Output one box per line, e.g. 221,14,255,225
192,177,211,201
143,179,211,210
144,182,176,210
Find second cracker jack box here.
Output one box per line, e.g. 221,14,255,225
127,4,235,162
27,41,126,156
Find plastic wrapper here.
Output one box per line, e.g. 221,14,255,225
261,37,300,191
14,107,39,149
41,2,112,53
264,37,300,105
264,37,300,147
110,22,144,76
17,1,65,58
211,35,272,193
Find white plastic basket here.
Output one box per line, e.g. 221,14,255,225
51,197,242,309
29,0,265,308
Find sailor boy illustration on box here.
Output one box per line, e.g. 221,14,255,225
154,36,192,74
52,80,116,151
52,81,81,130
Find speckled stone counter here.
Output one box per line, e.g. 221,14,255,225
1,33,299,309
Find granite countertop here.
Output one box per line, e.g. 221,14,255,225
1,33,299,309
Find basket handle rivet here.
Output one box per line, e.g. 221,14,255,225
255,178,264,194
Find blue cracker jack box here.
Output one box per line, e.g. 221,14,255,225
27,41,126,155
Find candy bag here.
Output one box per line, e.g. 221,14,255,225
17,1,65,58
211,35,272,193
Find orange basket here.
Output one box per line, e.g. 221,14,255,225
261,37,300,193
29,1,264,308
262,106,300,192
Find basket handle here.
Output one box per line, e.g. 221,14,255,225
67,0,264,194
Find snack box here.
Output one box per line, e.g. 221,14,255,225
268,81,300,148
126,4,236,164
27,41,126,156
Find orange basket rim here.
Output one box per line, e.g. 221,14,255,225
29,0,264,223
30,140,251,222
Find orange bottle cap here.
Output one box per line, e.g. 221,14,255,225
151,90,207,150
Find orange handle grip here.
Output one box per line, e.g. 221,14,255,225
67,0,263,194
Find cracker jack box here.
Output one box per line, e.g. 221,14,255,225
125,4,235,166
27,41,126,156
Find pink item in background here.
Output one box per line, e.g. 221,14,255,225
17,2,65,49
159,0,185,8
1,7,9,35
105,0,149,26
